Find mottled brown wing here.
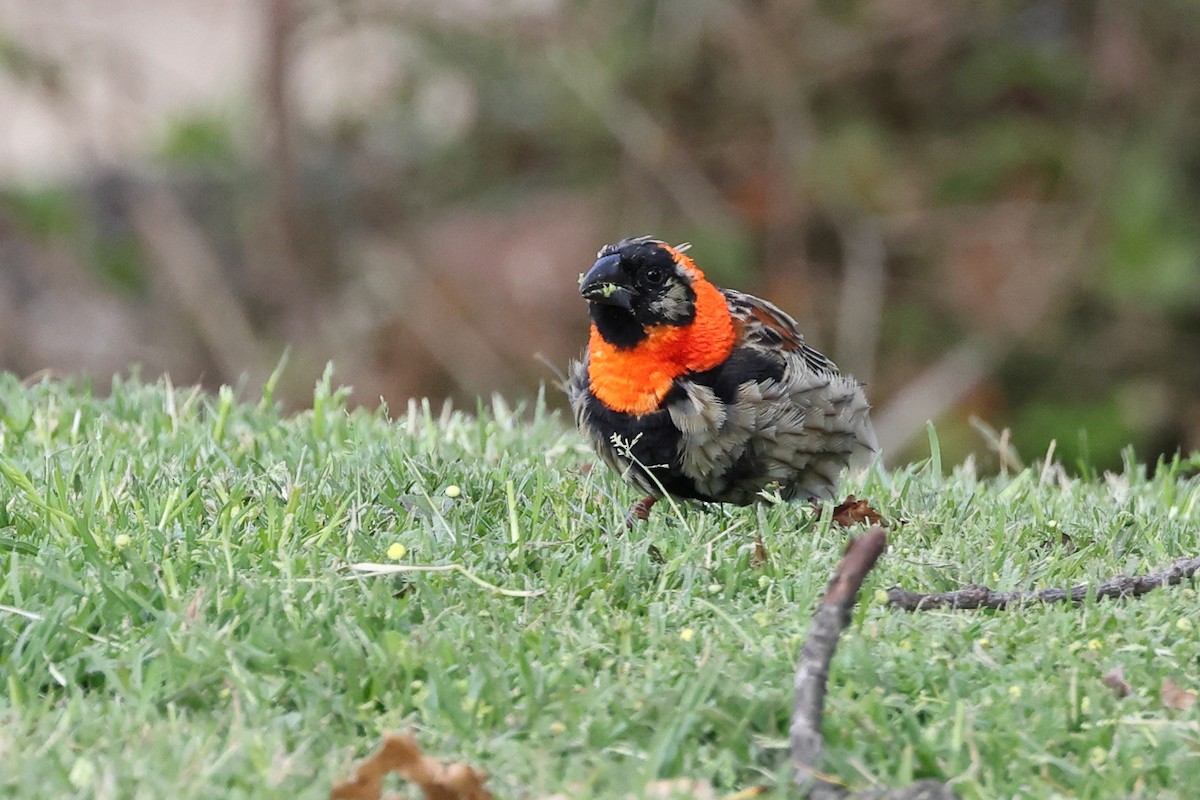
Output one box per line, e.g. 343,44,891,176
721,289,840,377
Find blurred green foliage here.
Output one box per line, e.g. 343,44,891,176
157,114,240,169
1,0,1199,470
2,186,78,241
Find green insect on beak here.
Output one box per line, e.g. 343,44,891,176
579,254,634,310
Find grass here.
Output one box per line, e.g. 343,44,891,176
1,369,1199,800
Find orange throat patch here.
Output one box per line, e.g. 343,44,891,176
587,275,735,415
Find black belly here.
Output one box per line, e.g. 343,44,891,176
576,346,787,504
581,388,710,499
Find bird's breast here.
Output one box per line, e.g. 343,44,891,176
587,280,735,415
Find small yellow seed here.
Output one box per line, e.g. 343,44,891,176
680,628,695,642
444,485,462,498
1087,638,1102,651
1176,617,1194,632
387,543,407,560
549,721,567,735
1008,685,1023,699
874,589,889,604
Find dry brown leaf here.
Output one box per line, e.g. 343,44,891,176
1101,665,1131,698
1160,677,1198,711
331,732,493,800
831,495,884,528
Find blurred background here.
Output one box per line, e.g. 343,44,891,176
1,0,1198,469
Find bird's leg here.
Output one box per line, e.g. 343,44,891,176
625,495,658,529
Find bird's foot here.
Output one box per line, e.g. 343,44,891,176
625,495,658,529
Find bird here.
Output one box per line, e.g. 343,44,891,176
568,236,878,526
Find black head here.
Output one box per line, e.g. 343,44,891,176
579,236,697,348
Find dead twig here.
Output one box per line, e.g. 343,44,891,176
791,527,887,794
791,527,956,799
887,555,1200,611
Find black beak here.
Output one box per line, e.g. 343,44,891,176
579,254,634,310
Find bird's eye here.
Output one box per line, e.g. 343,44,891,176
644,267,665,285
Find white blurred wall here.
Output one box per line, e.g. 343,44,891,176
0,0,258,182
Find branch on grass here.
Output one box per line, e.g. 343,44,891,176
791,527,885,794
791,526,956,800
887,554,1200,612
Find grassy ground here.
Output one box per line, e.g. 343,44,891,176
1,370,1199,800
